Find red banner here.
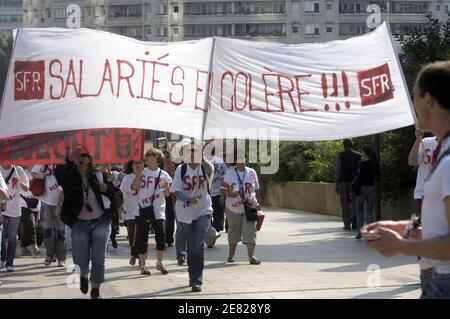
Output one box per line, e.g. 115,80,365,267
0,128,144,166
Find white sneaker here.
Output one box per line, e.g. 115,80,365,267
6,266,14,272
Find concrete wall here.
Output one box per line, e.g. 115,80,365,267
262,181,415,221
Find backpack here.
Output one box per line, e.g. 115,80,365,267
180,161,212,195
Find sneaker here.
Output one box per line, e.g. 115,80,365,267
355,234,362,240
6,266,14,272
156,263,169,275
140,266,151,275
44,257,52,267
177,256,186,266
52,256,57,262
191,284,202,292
129,257,136,266
90,288,101,299
343,226,351,231
57,260,65,267
249,258,261,265
227,256,235,263
80,276,89,294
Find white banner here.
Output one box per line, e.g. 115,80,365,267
0,23,415,141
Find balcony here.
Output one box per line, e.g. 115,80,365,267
108,15,142,26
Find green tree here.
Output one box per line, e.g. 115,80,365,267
0,30,13,100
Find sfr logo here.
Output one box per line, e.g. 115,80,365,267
357,63,394,106
14,60,45,101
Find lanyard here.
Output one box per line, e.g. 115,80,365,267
234,167,246,200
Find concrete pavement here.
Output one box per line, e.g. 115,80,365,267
0,207,421,299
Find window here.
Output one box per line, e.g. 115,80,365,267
157,27,167,37
305,24,320,35
326,3,332,11
327,26,333,33
146,27,151,35
305,1,319,12
173,5,179,13
292,24,299,33
436,5,440,11
54,8,66,19
173,27,179,35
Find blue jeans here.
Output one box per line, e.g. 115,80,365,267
356,186,375,233
421,271,450,299
175,221,187,258
178,214,211,286
71,216,111,285
1,216,21,267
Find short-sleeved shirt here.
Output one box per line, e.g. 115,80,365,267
171,162,213,224
414,137,438,199
1,166,29,218
120,173,140,220
210,156,227,197
31,164,61,206
420,137,450,273
222,167,259,214
136,168,172,220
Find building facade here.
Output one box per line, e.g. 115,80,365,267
0,0,23,30
12,0,450,43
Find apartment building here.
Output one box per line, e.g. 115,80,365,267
0,0,23,30
16,0,450,43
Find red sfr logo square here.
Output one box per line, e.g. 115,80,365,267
357,63,394,107
14,60,45,101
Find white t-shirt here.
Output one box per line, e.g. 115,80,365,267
420,137,450,273
119,173,140,220
222,167,260,214
136,168,172,220
31,164,61,206
20,169,41,212
171,162,213,224
210,156,228,197
414,137,438,199
1,166,29,218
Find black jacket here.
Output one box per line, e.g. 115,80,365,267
55,159,115,227
336,150,361,183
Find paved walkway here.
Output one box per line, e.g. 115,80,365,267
0,207,421,299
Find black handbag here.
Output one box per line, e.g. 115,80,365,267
21,195,39,209
244,201,258,222
235,168,259,222
138,170,162,223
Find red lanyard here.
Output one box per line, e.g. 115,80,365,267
431,130,450,167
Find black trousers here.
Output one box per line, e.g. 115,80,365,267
20,207,38,247
165,196,175,245
126,219,139,258
211,195,225,232
134,216,166,254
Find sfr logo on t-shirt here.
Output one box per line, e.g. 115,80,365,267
14,61,45,101
357,63,394,107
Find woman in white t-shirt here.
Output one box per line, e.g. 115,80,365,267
408,129,438,216
221,155,261,265
0,165,29,272
120,160,141,266
130,147,172,275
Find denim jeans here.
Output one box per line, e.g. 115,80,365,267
1,216,21,267
71,216,111,285
356,185,375,233
420,271,450,299
175,221,187,258
178,214,211,286
41,203,66,261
